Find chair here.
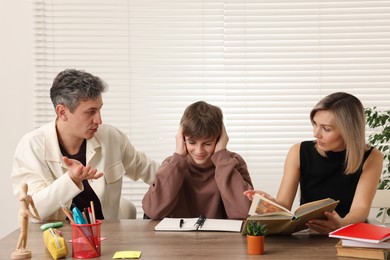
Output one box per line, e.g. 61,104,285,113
370,189,390,224
118,197,137,219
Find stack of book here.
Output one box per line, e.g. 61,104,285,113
329,222,390,260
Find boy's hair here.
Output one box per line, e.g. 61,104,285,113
180,101,223,140
50,69,108,113
310,92,366,174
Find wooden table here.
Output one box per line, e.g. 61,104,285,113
0,220,342,259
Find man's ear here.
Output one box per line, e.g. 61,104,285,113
56,104,68,120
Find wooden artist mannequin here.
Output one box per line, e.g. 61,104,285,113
11,183,42,259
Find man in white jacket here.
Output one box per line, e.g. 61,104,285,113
11,69,159,221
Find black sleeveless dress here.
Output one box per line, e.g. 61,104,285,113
299,141,373,217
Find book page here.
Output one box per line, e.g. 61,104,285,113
154,217,198,231
199,219,243,232
294,198,337,217
342,239,390,249
291,199,339,233
248,193,293,217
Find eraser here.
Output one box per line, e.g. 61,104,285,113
40,221,63,231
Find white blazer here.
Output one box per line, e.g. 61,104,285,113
11,120,159,220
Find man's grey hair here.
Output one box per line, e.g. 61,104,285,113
50,69,108,113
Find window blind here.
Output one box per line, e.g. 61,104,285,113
33,0,390,218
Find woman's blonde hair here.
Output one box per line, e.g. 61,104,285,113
310,92,367,174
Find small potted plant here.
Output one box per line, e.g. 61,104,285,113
244,220,268,255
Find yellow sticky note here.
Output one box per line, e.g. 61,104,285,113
113,251,142,259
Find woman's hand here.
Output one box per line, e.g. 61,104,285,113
175,126,187,157
243,190,275,202
306,210,343,234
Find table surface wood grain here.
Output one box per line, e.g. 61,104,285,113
0,219,344,259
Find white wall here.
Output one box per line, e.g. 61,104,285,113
0,0,34,239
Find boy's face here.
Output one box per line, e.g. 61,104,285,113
184,136,217,168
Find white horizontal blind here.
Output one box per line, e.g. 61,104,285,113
33,0,390,218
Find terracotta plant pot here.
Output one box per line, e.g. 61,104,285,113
247,235,265,255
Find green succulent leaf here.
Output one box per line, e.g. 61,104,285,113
244,220,268,236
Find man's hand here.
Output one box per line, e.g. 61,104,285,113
62,156,104,189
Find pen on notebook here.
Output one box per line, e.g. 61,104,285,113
180,219,184,228
194,215,206,230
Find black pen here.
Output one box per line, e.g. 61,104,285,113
179,219,184,228
83,208,91,224
194,215,206,230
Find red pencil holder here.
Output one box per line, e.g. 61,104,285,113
71,220,102,258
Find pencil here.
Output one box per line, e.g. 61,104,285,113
82,211,88,224
88,207,93,225
60,202,75,224
90,201,96,224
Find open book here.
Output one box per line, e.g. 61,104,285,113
154,217,243,232
244,194,339,235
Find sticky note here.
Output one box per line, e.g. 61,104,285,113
112,251,142,259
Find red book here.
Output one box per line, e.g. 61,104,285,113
329,223,390,244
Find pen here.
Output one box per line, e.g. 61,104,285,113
72,207,87,224
88,207,93,225
180,219,184,228
194,215,206,230
84,208,91,224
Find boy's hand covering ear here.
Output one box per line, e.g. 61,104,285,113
215,124,229,152
175,126,187,157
